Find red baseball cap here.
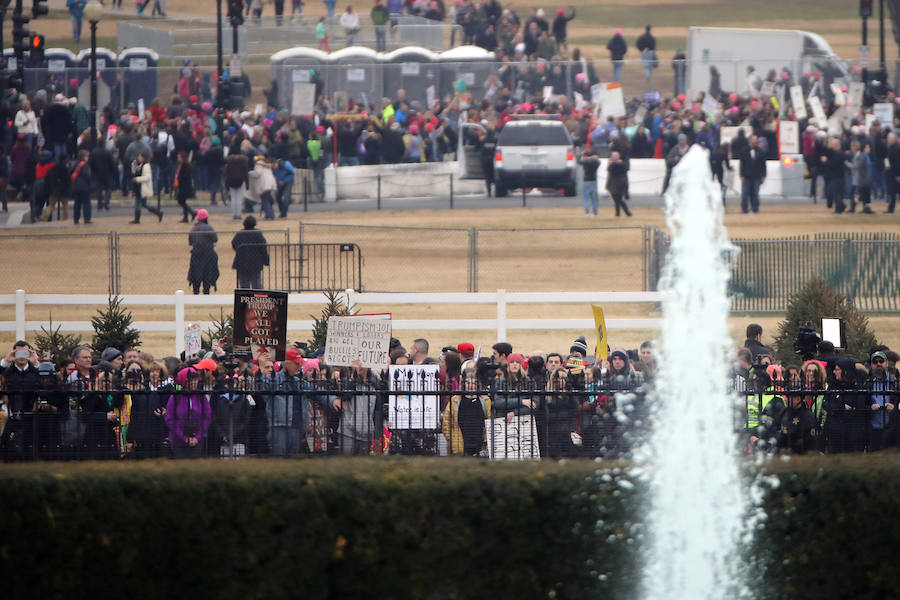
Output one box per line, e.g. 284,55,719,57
194,358,218,371
457,342,475,354
285,348,304,365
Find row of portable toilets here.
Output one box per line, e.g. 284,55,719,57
4,47,161,109
270,46,496,113
4,45,496,112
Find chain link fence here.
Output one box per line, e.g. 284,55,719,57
300,223,660,292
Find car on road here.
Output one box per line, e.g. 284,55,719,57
492,117,577,197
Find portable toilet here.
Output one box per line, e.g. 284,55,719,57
75,48,117,112
437,45,494,103
27,48,77,97
269,47,328,114
326,46,382,111
118,47,159,111
382,46,439,109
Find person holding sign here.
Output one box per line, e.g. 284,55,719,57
443,361,491,455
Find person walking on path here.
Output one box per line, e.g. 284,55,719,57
606,151,631,217
232,216,270,289
188,209,219,295
636,25,657,82
606,28,627,83
371,0,390,51
580,147,600,216
130,151,164,224
739,135,767,214
66,0,86,43
174,150,198,222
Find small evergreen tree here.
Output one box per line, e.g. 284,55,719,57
203,308,234,354
308,289,357,352
34,315,83,369
773,276,878,365
91,296,141,358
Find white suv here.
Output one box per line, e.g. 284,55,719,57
493,118,577,197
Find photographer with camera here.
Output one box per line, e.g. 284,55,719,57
33,361,66,459
1,341,41,460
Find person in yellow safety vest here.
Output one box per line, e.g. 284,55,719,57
746,367,785,452
381,99,395,125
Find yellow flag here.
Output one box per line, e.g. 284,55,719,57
592,305,608,360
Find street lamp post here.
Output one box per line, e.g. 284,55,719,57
84,0,103,148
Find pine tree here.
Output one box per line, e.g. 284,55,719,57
307,289,357,352
91,296,141,358
34,314,83,369
203,308,234,354
773,276,878,365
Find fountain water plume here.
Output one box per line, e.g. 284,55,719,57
641,145,750,600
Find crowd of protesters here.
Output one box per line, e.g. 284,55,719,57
1,323,899,461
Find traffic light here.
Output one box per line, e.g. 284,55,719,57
30,34,45,65
12,13,32,56
860,0,873,18
227,0,244,25
32,0,49,19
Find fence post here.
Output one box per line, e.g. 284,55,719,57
303,174,309,213
449,174,454,209
496,289,507,341
345,288,356,310
175,290,185,357
15,289,25,341
468,227,478,293
521,173,526,207
377,174,381,210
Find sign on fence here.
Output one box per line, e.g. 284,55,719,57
779,120,799,155
291,82,315,116
486,415,540,460
184,323,202,359
232,289,289,361
874,103,893,130
789,85,807,120
808,96,828,129
388,365,440,429
324,315,392,369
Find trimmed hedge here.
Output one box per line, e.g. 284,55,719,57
2,455,898,600
0,459,639,600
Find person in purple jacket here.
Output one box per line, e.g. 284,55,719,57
165,367,212,458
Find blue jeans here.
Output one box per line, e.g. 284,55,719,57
741,178,761,213
52,142,67,162
71,14,82,42
641,49,655,81
375,25,386,51
612,61,623,82
324,0,335,22
827,178,845,213
872,169,885,200
582,180,598,215
260,190,276,219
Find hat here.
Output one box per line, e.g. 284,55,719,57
610,349,628,362
536,8,544,17
303,358,321,375
101,347,122,362
184,58,192,66
196,208,209,221
285,348,304,365
507,353,525,365
195,358,218,371
457,342,475,354
615,28,623,35
872,351,888,362
38,361,56,376
556,7,564,14
570,336,588,356
677,133,687,142
409,124,419,134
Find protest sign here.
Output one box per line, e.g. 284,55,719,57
719,125,747,147
779,120,799,155
232,290,289,361
592,304,607,360
388,365,440,429
759,81,775,98
848,82,865,111
324,315,392,370
592,82,626,119
291,82,315,116
789,85,807,120
184,323,202,359
874,103,893,130
808,95,828,128
486,415,540,460
830,83,846,106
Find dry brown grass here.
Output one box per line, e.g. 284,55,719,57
4,200,900,358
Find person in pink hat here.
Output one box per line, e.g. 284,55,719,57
607,27,627,82
552,6,575,51
187,207,219,295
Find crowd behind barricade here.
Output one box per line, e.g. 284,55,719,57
2,8,899,223
2,323,899,461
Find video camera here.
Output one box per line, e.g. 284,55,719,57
793,322,821,361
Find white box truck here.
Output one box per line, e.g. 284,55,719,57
686,26,849,101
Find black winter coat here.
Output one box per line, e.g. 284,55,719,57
231,228,270,276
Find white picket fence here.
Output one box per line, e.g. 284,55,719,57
0,289,665,355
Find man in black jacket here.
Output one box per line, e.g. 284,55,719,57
821,137,847,213
886,132,900,213
231,215,269,289
2,341,41,459
606,28,627,82
739,135,766,213
743,323,773,361
90,141,116,210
